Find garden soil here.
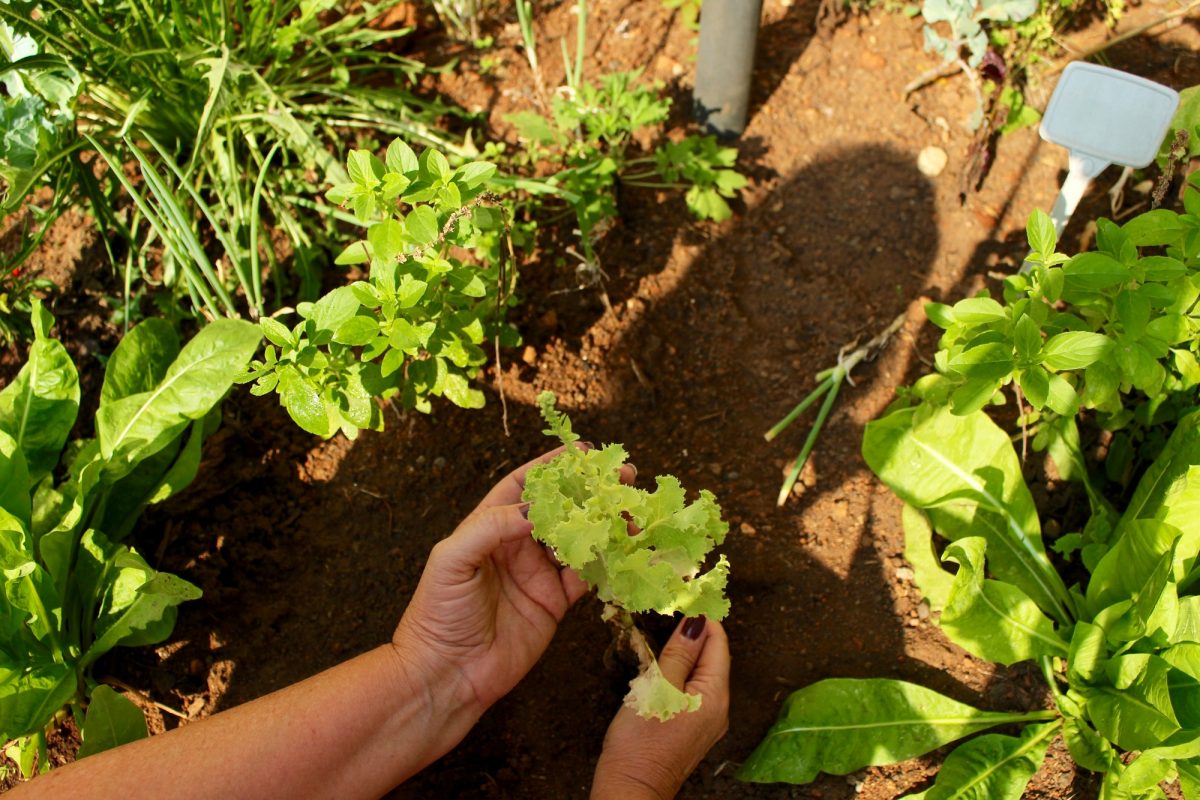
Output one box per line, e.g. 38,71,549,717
5,1,1200,797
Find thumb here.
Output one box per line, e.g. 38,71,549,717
657,616,709,689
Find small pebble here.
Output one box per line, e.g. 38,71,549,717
433,456,447,469
917,146,948,177
894,566,915,581
521,345,537,365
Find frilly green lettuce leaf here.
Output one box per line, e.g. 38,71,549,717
523,391,730,720
523,392,729,619
624,658,701,721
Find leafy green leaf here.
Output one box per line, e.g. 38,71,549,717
901,504,953,611
1087,654,1180,751
97,320,261,478
939,538,1066,665
523,393,729,720
952,296,1007,324
0,310,80,482
0,659,75,742
454,161,497,188
1063,252,1129,293
367,218,405,262
863,406,1068,622
0,430,31,526
738,679,1044,784
1026,209,1057,257
906,722,1056,800
333,315,380,347
949,342,1015,381
623,658,700,722
1042,332,1111,370
278,366,331,437
100,319,180,405
1123,209,1184,247
406,206,439,245
385,139,419,175
80,548,202,669
76,686,148,759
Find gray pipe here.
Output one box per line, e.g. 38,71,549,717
693,0,763,137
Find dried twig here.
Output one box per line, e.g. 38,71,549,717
1153,129,1190,210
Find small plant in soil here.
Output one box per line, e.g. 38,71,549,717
742,176,1200,796
239,139,516,439
0,302,259,777
522,392,730,720
497,0,746,277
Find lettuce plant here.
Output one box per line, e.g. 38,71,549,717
742,179,1200,797
0,303,260,777
240,139,513,438
522,392,730,720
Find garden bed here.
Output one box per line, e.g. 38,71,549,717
5,0,1200,797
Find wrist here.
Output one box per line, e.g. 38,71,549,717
592,754,685,800
382,624,483,768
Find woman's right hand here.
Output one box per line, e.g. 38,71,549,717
591,617,731,800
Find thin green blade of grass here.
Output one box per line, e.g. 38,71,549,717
85,134,224,320
776,369,844,507
248,142,282,317
765,375,835,442
125,138,238,317
144,134,255,311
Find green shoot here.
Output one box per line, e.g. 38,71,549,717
770,313,906,506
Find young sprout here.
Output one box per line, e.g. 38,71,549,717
769,313,906,506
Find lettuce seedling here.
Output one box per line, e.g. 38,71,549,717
521,392,730,721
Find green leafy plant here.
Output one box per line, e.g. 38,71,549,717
0,302,260,777
522,392,730,720
1,0,464,324
239,139,513,438
499,0,746,275
741,180,1200,795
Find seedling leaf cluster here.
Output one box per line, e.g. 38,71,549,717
522,392,730,721
240,140,512,438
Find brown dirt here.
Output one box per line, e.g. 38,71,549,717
5,0,1200,797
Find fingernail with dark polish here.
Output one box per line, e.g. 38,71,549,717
519,503,530,520
682,616,706,640
581,441,595,451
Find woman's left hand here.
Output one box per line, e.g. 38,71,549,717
392,445,635,714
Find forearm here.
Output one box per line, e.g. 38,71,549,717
15,643,479,800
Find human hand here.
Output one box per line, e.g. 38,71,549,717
592,618,731,800
391,445,635,716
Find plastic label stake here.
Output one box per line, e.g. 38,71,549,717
1037,62,1180,240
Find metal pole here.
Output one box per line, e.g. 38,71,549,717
693,0,763,137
